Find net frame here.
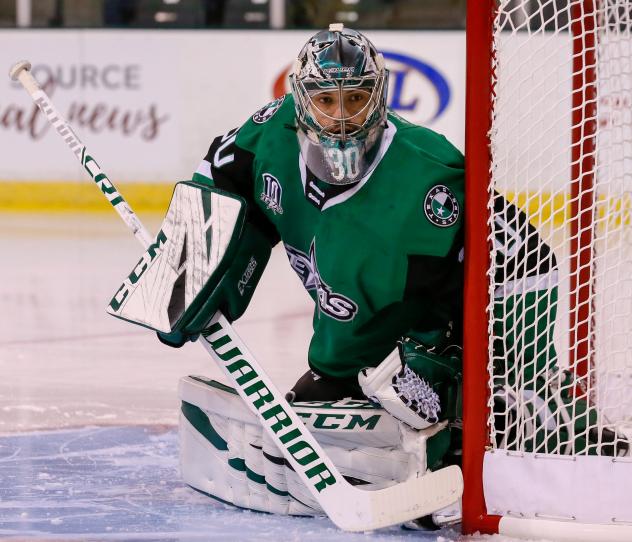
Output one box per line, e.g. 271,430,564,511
463,1,632,540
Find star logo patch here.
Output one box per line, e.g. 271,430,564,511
424,185,460,227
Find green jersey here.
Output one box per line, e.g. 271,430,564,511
193,95,464,379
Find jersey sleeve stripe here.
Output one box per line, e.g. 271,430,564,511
195,159,212,181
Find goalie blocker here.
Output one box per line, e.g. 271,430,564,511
106,181,272,344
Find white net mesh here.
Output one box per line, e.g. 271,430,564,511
488,0,632,458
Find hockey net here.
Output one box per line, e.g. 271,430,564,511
464,1,632,540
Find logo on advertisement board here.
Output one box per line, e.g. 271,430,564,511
272,50,451,124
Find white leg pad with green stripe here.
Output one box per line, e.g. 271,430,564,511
178,375,445,516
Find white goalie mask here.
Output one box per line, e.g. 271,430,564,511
290,24,388,185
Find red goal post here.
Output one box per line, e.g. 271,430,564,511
463,1,632,540
463,1,497,536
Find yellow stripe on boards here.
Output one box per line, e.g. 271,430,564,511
504,191,569,228
504,191,632,229
0,182,174,213
2,185,629,229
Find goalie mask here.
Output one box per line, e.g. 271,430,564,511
290,23,388,185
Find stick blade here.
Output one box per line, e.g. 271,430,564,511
330,465,463,532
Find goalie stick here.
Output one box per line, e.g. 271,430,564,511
9,60,463,532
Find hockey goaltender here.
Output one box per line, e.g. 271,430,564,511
107,24,594,531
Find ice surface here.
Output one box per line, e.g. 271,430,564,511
0,215,530,541
0,425,470,541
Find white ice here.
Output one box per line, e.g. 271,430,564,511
0,214,540,541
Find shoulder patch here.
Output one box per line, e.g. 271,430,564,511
260,173,284,215
424,185,460,227
252,95,285,124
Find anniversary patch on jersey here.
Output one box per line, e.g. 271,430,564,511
285,240,358,322
260,173,283,215
424,185,460,227
252,96,285,124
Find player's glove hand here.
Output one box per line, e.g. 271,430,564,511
358,334,462,430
